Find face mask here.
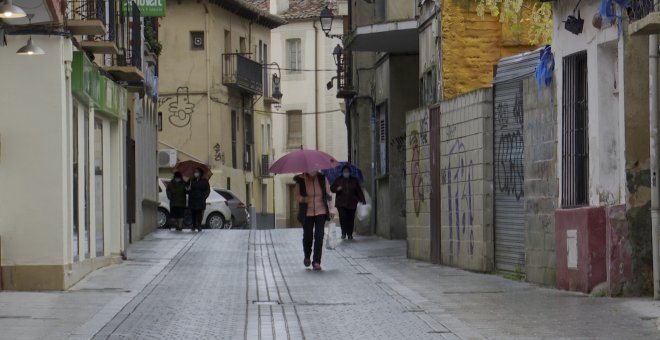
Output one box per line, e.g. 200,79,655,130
342,172,350,179
194,172,201,178
174,178,181,183
306,171,316,177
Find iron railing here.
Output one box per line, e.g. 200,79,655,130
260,155,272,177
66,0,106,22
629,0,658,22
561,51,589,208
67,0,142,69
336,50,356,99
223,53,263,96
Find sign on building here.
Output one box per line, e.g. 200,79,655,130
123,0,166,17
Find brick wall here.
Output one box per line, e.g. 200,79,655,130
406,108,431,261
522,76,558,285
439,88,494,271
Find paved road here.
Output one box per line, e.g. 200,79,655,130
85,229,660,340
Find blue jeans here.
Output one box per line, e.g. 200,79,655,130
303,215,326,263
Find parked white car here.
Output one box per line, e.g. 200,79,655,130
157,178,232,229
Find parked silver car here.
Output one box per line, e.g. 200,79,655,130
158,179,232,229
213,188,250,228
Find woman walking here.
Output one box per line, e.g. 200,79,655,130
294,171,334,271
167,172,187,231
188,168,210,232
331,165,366,240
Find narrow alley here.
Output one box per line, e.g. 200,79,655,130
2,230,659,339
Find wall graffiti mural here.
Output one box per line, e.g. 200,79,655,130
158,86,196,128
494,91,524,200
410,130,424,217
213,143,225,164
446,139,475,257
390,135,407,153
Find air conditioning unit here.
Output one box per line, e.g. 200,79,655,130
158,149,177,168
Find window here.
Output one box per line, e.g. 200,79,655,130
72,100,79,262
240,37,247,53
191,31,204,50
562,51,589,207
287,110,302,148
227,177,231,191
94,119,104,257
224,30,231,53
231,110,238,169
286,39,302,73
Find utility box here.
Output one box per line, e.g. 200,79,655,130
555,207,607,293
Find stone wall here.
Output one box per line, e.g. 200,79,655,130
522,76,558,285
406,108,431,261
441,1,535,99
439,88,494,271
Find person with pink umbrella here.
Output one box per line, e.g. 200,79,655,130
294,171,335,271
270,149,338,271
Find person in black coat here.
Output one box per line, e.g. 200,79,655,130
187,167,210,232
167,171,188,231
330,165,366,240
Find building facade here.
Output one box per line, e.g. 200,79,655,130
265,0,349,228
0,0,160,290
157,0,284,227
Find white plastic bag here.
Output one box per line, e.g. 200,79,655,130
357,203,372,221
325,222,337,249
357,188,372,222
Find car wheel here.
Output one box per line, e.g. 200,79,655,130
224,217,234,230
206,212,225,229
157,208,170,229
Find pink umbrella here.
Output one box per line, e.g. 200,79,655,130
269,149,339,174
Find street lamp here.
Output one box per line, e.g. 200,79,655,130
319,6,343,40
332,44,343,66
264,61,283,110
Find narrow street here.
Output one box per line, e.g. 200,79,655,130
2,229,657,340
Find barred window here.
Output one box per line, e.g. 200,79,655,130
561,51,589,207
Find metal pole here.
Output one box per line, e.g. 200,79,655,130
650,33,660,299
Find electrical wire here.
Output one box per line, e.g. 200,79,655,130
208,96,342,115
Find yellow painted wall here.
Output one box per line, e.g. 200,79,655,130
442,1,536,99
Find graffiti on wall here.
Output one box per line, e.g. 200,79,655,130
495,93,524,200
158,86,197,128
390,135,407,153
410,130,424,217
213,143,225,164
446,139,475,257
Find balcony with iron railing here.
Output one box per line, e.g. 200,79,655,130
66,0,118,54
629,0,660,35
103,2,144,82
222,53,263,96
66,0,144,82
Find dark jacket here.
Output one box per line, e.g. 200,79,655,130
187,177,210,210
331,176,365,210
166,179,187,208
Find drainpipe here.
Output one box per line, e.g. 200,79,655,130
650,33,660,299
204,4,212,166
314,21,319,150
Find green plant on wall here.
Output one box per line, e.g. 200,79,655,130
471,0,553,44
145,25,163,56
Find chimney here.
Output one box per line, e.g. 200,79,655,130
270,0,289,14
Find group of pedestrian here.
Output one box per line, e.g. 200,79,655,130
166,168,210,232
294,165,365,271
